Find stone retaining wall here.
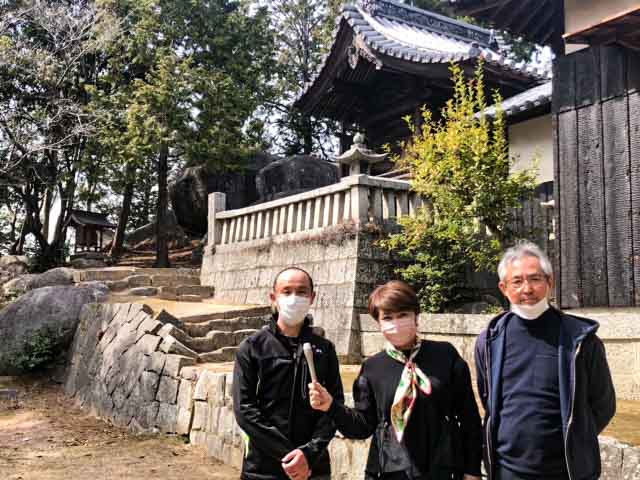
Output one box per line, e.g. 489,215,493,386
186,370,640,480
64,303,640,479
64,303,200,433
360,311,640,401
201,228,397,361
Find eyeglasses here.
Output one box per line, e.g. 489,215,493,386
507,274,548,290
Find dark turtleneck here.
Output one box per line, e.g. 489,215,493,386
496,308,567,477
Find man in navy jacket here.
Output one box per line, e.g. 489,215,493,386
475,241,615,480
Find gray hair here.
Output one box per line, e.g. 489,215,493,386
498,241,553,281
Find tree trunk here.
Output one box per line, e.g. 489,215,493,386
302,116,313,155
154,144,170,268
110,163,136,258
42,187,53,241
10,220,27,255
141,175,152,226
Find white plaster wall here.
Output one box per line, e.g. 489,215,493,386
564,0,639,53
508,114,554,184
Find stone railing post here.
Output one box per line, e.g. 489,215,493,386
208,192,226,246
350,178,370,224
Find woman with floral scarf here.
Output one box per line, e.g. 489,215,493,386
309,280,482,480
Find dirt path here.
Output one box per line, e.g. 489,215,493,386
0,376,240,480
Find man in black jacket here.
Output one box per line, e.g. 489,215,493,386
475,241,616,480
233,267,344,480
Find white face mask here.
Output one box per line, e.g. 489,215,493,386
511,298,550,320
276,294,311,327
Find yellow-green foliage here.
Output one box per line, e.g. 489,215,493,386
383,63,538,312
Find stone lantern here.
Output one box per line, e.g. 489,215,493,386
335,133,387,177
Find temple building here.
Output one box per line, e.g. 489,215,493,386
295,0,549,155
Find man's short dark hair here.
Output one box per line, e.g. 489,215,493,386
272,266,314,293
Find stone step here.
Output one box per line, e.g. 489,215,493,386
73,267,200,283
198,346,238,363
183,329,259,353
180,306,271,324
156,292,204,303
158,285,214,298
183,315,270,337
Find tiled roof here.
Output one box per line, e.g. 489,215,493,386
302,0,550,96
482,80,552,118
68,210,117,229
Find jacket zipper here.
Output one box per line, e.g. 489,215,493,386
287,345,301,439
564,340,582,480
484,340,493,480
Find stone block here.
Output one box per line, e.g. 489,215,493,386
138,371,160,402
224,373,234,406
159,335,199,360
228,443,244,469
622,444,640,479
128,286,158,296
163,355,196,378
189,429,207,446
148,351,166,374
155,310,185,329
206,434,225,461
246,288,268,305
328,259,348,284
176,407,193,435
207,405,221,433
192,400,210,431
220,406,236,442
156,402,178,433
135,317,163,341
104,279,129,291
312,262,330,285
180,366,200,381
137,401,160,430
156,375,179,404
328,438,352,478
361,331,385,357
136,334,162,356
127,275,152,287
177,378,195,411
599,437,624,479
194,371,225,402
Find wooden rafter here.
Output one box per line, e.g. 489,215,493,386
511,0,548,36
460,0,509,16
564,7,640,46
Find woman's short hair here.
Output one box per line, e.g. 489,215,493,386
368,280,420,321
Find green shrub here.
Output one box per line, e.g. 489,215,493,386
11,326,67,372
382,63,537,312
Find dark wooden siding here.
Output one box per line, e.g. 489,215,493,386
553,45,640,308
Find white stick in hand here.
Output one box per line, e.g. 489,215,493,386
303,342,318,383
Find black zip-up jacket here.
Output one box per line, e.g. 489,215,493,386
475,308,616,480
327,340,482,479
232,316,344,480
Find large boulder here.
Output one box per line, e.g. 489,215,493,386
256,155,339,202
30,267,75,289
0,255,28,269
2,267,75,297
125,209,190,249
0,284,108,374
169,153,276,235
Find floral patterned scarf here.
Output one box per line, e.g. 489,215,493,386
386,340,432,442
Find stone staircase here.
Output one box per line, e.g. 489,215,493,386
74,267,215,302
155,306,272,363
73,267,273,363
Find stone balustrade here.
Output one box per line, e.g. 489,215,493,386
208,174,423,247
